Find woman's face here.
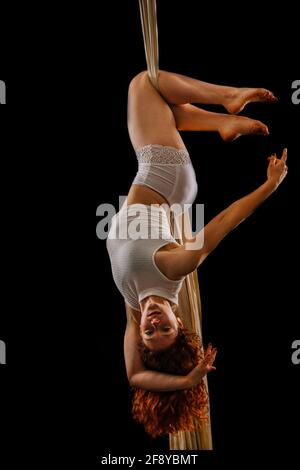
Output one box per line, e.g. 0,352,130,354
140,296,183,351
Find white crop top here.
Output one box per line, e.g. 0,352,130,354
106,203,184,311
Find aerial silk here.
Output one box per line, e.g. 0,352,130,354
138,0,213,451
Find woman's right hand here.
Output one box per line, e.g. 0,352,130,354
267,148,288,189
186,343,217,388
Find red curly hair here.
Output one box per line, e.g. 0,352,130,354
131,328,209,438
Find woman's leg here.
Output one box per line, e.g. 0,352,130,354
170,103,269,141
127,71,185,151
128,71,269,148
157,70,277,114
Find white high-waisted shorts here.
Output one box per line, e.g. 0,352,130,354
132,144,198,211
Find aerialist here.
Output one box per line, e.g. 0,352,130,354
106,70,287,437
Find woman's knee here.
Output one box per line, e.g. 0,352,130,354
128,71,149,92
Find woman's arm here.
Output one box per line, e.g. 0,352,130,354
124,305,188,390
124,304,217,391
160,149,288,279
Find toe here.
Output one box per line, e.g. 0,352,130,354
253,121,269,135
262,89,278,102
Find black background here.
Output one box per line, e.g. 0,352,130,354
1,0,299,467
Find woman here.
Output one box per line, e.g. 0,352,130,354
106,70,287,437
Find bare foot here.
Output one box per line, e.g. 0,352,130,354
225,87,278,115
219,115,269,142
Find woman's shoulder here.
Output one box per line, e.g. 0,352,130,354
155,243,186,281
158,241,181,252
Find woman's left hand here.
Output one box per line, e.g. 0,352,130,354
186,343,217,388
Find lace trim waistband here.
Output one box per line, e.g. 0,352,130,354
136,144,191,165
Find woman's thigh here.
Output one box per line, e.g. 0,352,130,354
127,71,185,151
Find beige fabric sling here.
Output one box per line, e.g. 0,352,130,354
169,213,213,450
138,0,213,451
138,0,159,89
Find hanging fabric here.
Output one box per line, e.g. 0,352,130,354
169,212,213,450
138,0,213,451
138,0,159,89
